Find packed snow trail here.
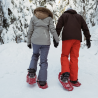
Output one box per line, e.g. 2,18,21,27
0,41,98,98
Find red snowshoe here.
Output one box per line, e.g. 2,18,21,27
37,80,48,89
71,81,81,87
58,72,74,91
26,73,37,85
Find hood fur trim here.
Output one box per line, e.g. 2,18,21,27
34,7,53,19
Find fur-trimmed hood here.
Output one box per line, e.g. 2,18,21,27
34,7,53,19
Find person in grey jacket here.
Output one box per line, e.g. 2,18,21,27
26,7,59,88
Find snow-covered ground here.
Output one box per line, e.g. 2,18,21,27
0,26,98,98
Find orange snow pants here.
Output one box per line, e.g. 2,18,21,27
61,39,80,81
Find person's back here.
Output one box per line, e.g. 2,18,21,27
56,9,91,42
27,7,59,46
26,7,59,89
56,8,91,91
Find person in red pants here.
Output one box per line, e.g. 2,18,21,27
54,8,91,91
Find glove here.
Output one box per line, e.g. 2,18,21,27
27,44,32,49
53,38,59,48
86,39,91,48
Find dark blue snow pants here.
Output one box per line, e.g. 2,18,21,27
29,44,50,81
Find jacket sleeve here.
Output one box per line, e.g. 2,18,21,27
81,16,91,39
49,17,59,43
56,14,64,36
27,17,34,45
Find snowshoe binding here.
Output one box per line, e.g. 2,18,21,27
37,80,48,89
70,80,81,87
26,69,37,85
58,72,74,91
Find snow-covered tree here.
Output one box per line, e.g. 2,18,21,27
0,0,3,44
0,0,35,44
0,0,98,44
0,0,59,44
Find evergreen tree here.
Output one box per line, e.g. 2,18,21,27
0,0,98,44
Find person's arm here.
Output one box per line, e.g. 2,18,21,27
27,17,34,47
56,14,64,36
81,16,91,48
49,17,59,43
81,16,91,39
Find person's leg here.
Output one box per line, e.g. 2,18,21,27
38,45,50,81
61,40,73,74
29,44,41,71
70,40,80,81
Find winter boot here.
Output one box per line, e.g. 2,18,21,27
37,80,48,89
70,80,81,87
26,69,37,85
61,72,70,82
58,72,74,91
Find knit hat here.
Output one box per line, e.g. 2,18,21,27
66,8,72,11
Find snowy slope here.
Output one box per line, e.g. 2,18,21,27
0,42,98,98
0,26,98,98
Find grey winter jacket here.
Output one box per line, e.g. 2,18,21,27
27,15,59,45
